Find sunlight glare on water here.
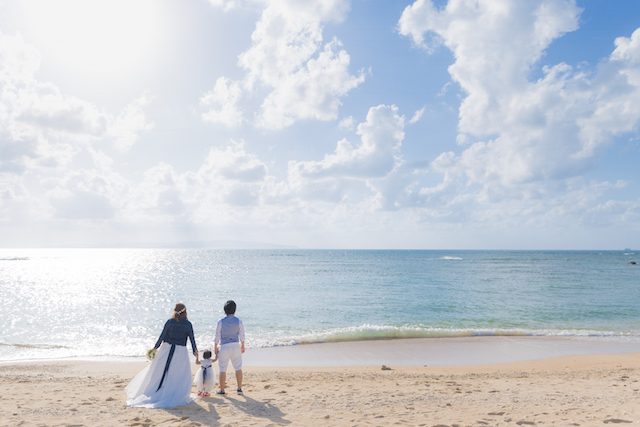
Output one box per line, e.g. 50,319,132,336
1,249,639,361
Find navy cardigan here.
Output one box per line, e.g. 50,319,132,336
154,318,197,354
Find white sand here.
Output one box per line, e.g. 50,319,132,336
1,338,640,426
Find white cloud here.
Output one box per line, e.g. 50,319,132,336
238,0,351,84
257,39,365,129
399,0,640,194
282,104,410,209
15,85,107,136
0,32,40,82
199,140,267,182
0,174,27,222
2,2,639,248
0,32,89,190
122,141,271,224
0,29,153,169
400,0,581,137
338,115,355,131
48,168,124,220
0,129,37,173
200,77,245,128
126,162,187,220
577,27,640,157
390,0,640,237
0,28,155,227
290,104,405,180
207,0,261,12
409,106,425,124
108,95,154,151
203,0,364,129
177,141,271,215
611,27,640,64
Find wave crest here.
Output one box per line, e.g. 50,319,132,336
260,325,636,347
0,342,69,350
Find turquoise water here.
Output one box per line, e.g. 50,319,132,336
1,249,639,360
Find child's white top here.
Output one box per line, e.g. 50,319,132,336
200,358,212,368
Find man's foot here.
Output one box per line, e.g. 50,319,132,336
236,388,243,395
216,390,226,395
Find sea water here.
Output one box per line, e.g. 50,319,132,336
1,249,639,361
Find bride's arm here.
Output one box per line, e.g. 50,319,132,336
188,322,198,358
154,320,170,349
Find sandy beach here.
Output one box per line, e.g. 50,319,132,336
2,338,639,427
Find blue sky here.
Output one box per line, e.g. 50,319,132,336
0,0,639,249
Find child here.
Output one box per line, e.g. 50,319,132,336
194,349,216,397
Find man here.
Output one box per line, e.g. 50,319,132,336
214,300,245,395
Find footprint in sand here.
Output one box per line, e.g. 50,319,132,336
603,419,632,424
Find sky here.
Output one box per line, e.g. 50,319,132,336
0,0,639,249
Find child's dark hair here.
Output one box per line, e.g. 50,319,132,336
203,350,212,359
224,300,237,315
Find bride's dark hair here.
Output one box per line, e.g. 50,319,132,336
173,303,187,320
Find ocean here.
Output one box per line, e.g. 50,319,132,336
1,249,639,361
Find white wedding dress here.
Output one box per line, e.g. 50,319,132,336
126,342,194,408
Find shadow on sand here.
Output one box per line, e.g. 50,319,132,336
163,397,223,426
162,394,290,426
224,394,291,425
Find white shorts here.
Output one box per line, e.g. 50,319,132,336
218,342,242,373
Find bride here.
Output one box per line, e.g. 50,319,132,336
126,303,199,408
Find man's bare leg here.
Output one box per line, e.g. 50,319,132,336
218,372,226,393
235,369,243,391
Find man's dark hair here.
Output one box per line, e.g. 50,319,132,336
224,300,237,315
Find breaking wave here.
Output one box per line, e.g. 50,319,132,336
259,325,638,347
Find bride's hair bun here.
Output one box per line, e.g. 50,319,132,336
173,303,187,320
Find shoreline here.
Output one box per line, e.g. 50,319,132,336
3,335,640,367
245,335,640,367
1,350,639,426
